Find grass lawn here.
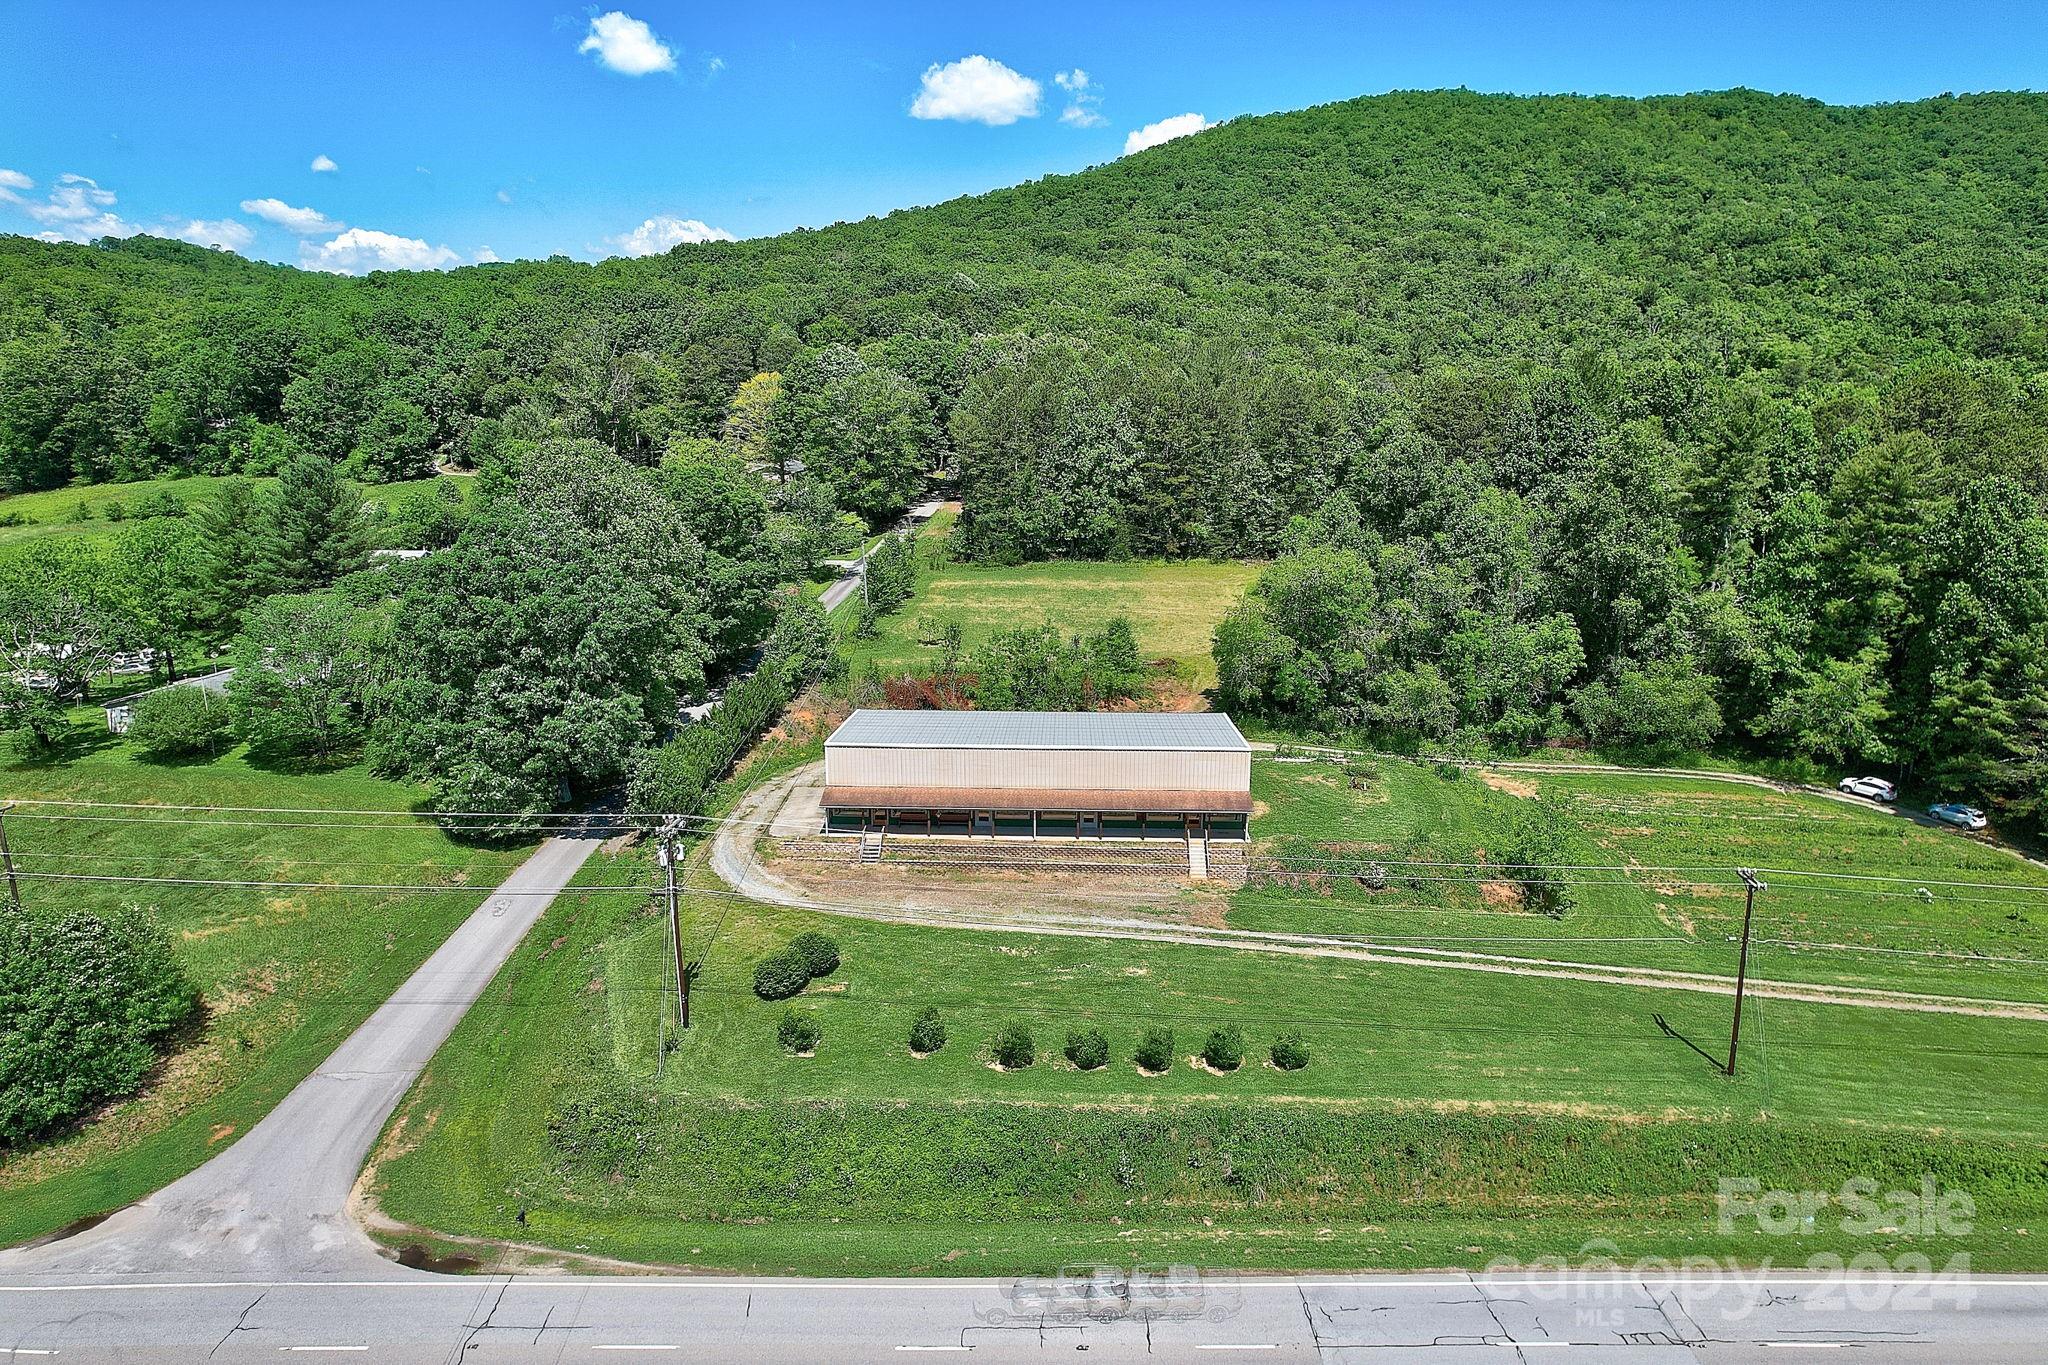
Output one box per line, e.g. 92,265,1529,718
1235,758,2048,1004
0,472,469,553
841,549,1261,692
0,723,531,1247
370,740,2048,1276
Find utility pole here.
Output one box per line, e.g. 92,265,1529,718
0,802,20,911
657,823,688,1030
1726,867,1764,1077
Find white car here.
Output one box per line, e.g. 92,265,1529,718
1837,775,1897,802
1928,803,1988,831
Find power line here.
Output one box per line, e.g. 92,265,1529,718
12,798,2048,898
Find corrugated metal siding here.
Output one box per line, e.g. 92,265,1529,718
826,745,1251,793
826,708,1248,752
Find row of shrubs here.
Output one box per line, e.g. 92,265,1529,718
752,931,840,1000
986,1022,1310,1074
772,1007,1310,1074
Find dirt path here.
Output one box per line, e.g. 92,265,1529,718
709,766,2048,1023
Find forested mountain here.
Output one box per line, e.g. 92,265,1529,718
5,88,2048,820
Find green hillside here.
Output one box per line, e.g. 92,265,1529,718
7,89,2048,498
6,88,2048,822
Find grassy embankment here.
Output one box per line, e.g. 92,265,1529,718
0,472,469,553
0,722,531,1246
371,733,2048,1275
1236,758,2048,1004
836,506,1260,693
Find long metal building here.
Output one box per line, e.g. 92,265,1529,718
821,709,1252,841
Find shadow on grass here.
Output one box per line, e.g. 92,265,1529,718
1653,1012,1731,1078
239,742,361,777
3,721,122,771
131,746,237,769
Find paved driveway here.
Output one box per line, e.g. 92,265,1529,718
0,828,609,1282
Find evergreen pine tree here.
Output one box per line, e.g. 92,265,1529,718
256,455,369,594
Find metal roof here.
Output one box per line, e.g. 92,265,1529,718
826,709,1249,752
822,785,1254,814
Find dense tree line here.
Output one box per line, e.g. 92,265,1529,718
5,89,2048,818
2,436,840,826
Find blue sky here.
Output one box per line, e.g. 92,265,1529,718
2,1,2043,272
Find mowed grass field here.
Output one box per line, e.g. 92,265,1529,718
1235,758,2048,1004
0,472,469,552
0,725,531,1246
839,519,1261,692
371,743,2048,1276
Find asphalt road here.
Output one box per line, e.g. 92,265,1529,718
0,828,609,1283
3,1269,2043,1361
4,581,2045,1359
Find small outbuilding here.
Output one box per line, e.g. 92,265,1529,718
103,668,233,734
821,709,1252,841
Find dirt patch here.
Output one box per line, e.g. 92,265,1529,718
1188,1055,1244,1077
1655,904,1698,937
206,1123,235,1145
765,688,850,748
1479,879,1524,910
1480,772,1540,798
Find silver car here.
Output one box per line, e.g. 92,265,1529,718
1928,802,1988,831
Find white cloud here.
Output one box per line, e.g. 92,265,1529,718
167,218,254,251
239,197,344,235
607,215,737,257
21,174,138,241
28,173,117,223
705,55,725,76
310,154,338,173
473,245,502,264
1054,68,1104,128
909,55,1040,125
579,11,675,75
299,227,461,274
495,188,513,204
1122,112,1214,156
0,168,31,204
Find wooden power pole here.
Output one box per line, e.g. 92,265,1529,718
0,802,21,911
1726,867,1765,1077
658,825,689,1030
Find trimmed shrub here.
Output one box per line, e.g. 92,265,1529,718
908,1007,946,1055
1133,1026,1174,1074
1202,1025,1246,1072
752,951,810,1001
788,930,840,978
776,1009,820,1054
0,903,200,1146
127,685,235,760
1064,1028,1110,1071
991,1021,1035,1069
1270,1030,1311,1071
